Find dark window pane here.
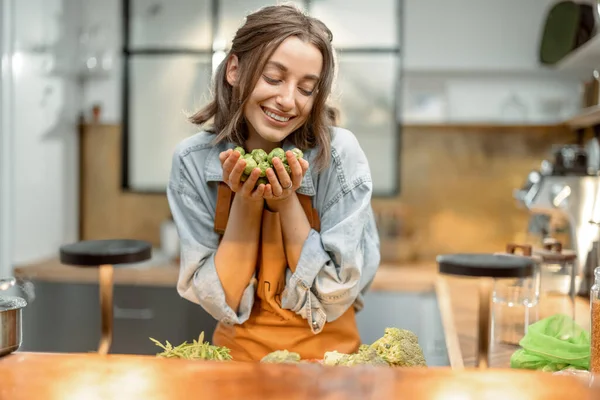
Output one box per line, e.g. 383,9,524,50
330,52,400,194
129,0,212,50
128,54,212,190
310,0,398,49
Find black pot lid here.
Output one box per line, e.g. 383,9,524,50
437,253,535,278
0,296,27,311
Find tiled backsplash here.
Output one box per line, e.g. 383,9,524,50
371,124,576,263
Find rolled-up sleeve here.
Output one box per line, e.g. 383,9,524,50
281,178,381,334
167,151,255,325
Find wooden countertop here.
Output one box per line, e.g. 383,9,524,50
12,258,435,291
12,259,592,371
0,352,597,399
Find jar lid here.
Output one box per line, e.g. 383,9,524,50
533,238,577,262
0,296,27,312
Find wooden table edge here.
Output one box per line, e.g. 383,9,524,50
434,276,465,369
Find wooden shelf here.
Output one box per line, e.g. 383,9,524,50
563,105,600,129
402,122,561,130
556,34,600,76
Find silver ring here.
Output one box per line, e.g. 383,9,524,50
282,181,293,190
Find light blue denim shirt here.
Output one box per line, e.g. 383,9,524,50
167,126,381,334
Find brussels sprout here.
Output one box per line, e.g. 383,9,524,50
243,157,258,175
291,148,303,160
267,147,285,164
257,161,270,177
251,149,268,163
240,174,248,182
233,146,245,156
283,163,292,175
257,177,268,186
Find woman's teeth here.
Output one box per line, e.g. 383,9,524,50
264,108,291,122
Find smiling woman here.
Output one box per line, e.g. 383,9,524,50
167,4,381,362
122,0,401,195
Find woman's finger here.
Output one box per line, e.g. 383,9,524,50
219,149,232,165
287,151,303,187
229,158,246,191
222,151,240,182
263,183,273,199
299,158,309,175
272,158,292,190
240,168,260,197
266,168,283,197
252,182,266,199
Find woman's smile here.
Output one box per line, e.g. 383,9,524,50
262,107,295,126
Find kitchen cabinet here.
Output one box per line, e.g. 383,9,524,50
403,0,557,72
15,281,218,355
357,291,449,367
13,280,448,366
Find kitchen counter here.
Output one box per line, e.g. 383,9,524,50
12,259,592,369
0,352,597,399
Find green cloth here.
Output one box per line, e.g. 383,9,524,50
510,314,590,372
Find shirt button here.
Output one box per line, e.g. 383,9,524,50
312,321,318,329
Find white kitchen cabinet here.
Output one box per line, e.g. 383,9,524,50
403,0,559,72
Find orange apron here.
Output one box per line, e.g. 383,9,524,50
211,182,361,362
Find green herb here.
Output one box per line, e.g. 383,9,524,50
149,332,233,361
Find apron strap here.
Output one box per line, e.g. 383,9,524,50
213,183,321,234
214,182,234,235
297,194,320,232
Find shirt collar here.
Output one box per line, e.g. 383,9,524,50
204,138,316,196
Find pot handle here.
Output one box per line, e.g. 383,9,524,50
543,238,563,253
505,243,533,256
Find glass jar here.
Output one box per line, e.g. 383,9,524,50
491,244,541,345
533,238,578,321
591,266,600,374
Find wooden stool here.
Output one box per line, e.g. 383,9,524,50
59,239,152,355
437,253,535,369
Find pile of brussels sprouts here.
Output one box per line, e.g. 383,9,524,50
233,146,304,187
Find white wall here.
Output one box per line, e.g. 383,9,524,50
401,0,583,124
0,0,15,278
10,0,81,265
86,0,585,123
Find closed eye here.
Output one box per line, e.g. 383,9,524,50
263,75,281,85
263,74,314,96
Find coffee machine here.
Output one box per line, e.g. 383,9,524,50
514,139,600,297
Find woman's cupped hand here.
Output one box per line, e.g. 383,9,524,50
219,149,309,202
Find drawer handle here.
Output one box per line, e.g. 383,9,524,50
114,306,154,320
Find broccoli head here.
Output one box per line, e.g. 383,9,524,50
233,146,245,156
267,147,286,164
261,350,301,364
291,148,304,160
323,349,388,367
369,327,427,367
251,149,268,163
257,161,270,177
243,157,258,175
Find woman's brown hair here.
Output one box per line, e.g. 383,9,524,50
188,4,338,171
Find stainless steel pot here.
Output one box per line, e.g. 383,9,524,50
0,295,27,357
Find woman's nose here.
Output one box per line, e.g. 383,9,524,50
275,85,295,110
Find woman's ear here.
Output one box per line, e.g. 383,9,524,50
226,55,239,86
